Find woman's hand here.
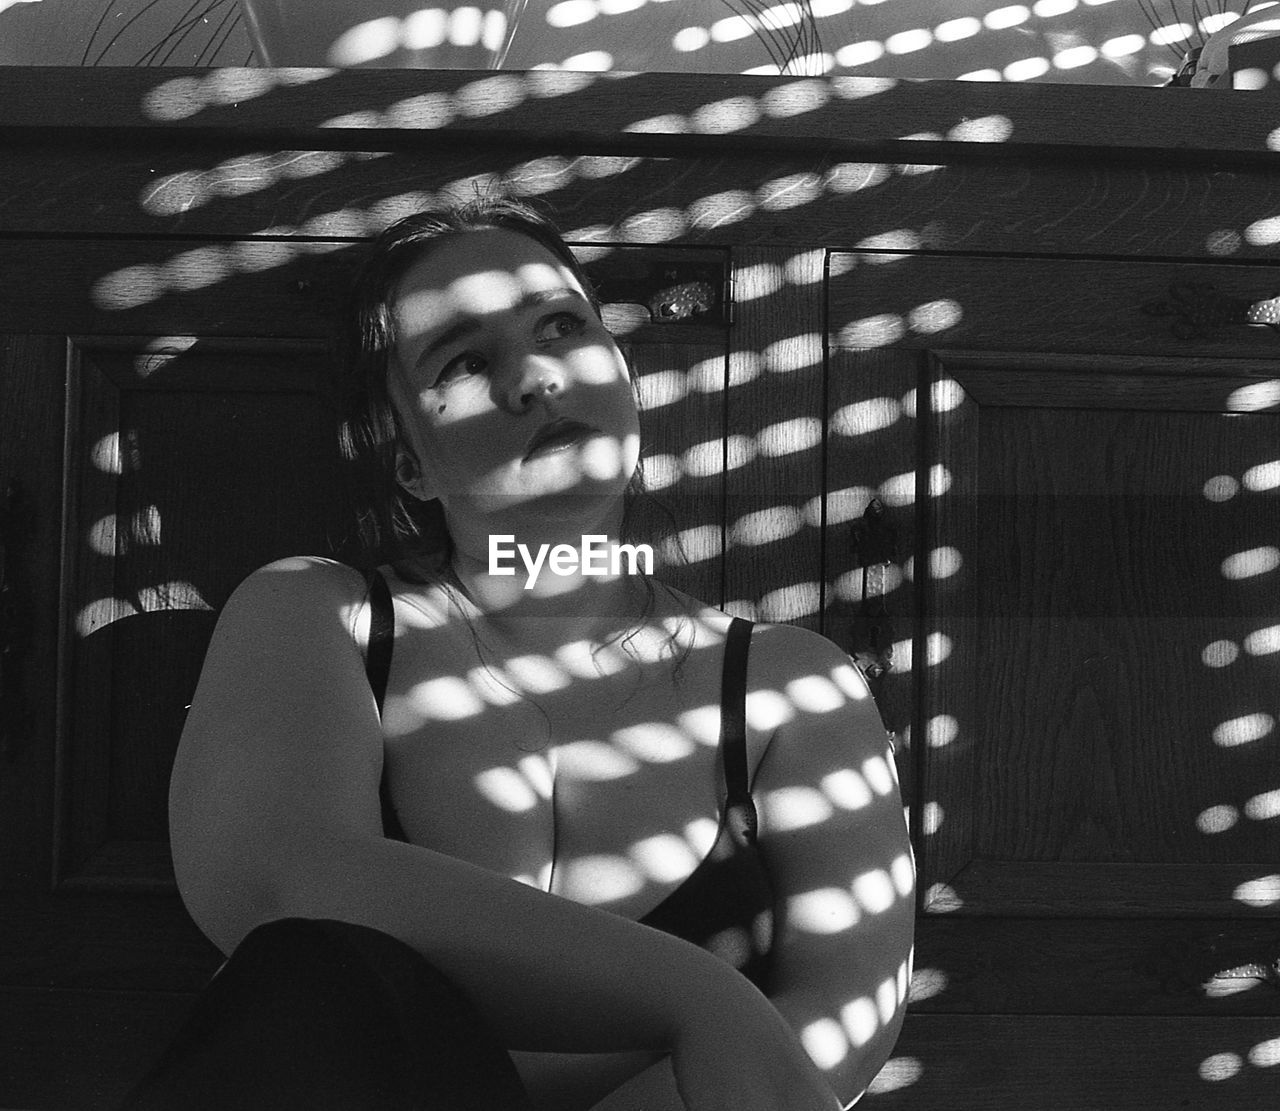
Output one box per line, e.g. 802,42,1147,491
668,974,842,1111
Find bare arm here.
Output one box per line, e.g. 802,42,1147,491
750,626,916,1106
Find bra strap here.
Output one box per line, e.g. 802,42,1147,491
360,569,408,843
362,568,393,714
719,616,757,837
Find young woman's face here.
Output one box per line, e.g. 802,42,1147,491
388,229,641,532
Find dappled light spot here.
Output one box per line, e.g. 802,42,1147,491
759,583,821,622
515,755,553,800
1227,381,1280,411
677,705,726,748
853,868,896,915
617,207,688,242
1054,44,1099,68
821,769,873,811
1245,625,1280,656
735,262,784,300
926,631,953,666
474,767,539,813
800,1018,848,1070
926,715,960,748
504,654,572,694
1203,473,1233,499
879,469,916,507
1246,216,1280,247
830,660,872,701
692,96,760,133
937,15,982,41
785,674,846,715
1244,789,1280,821
831,397,902,436
825,162,890,193
930,546,963,579
758,172,824,211
1206,229,1242,256
402,676,486,721
890,853,915,898
622,110,691,134
142,70,324,122
662,525,719,566
1234,874,1280,907
888,636,913,670
1248,1036,1280,1068
1202,639,1239,667
562,855,645,905
861,757,894,797
686,185,757,224
90,431,141,475
734,505,804,547
92,264,164,310
1213,712,1275,747
762,786,834,832
1005,56,1052,81
986,4,1031,29
706,924,753,965
642,453,681,490
76,597,136,638
840,995,879,1049
557,740,639,780
875,975,899,1023
835,40,885,67
88,506,161,556
788,887,861,933
1220,546,1279,580
547,0,596,27
1243,461,1280,491
683,439,725,478
1199,1052,1244,1081
924,881,962,910
763,334,823,374
867,1056,923,1094
757,417,822,456
761,79,831,118
1197,804,1240,834
684,816,720,857
932,377,966,412
840,314,906,349
612,722,696,763
747,688,796,730
630,833,700,883
909,967,949,1002
551,639,628,681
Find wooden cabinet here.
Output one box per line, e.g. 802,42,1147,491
1,68,1278,1108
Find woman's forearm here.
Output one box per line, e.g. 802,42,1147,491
264,830,751,1055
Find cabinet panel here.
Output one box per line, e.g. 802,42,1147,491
831,252,1280,922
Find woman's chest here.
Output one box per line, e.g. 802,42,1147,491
376,612,744,918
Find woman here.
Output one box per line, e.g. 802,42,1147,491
127,198,914,1110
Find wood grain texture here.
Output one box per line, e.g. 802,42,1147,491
8,149,1280,262
912,917,1280,1016
830,254,1280,359
0,337,67,891
3,68,1280,166
722,245,826,627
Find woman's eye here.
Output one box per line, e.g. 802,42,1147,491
536,312,586,343
435,352,487,385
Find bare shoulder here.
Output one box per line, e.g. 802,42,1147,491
746,621,894,779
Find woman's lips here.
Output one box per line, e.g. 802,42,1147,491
524,420,596,459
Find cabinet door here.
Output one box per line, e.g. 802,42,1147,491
828,253,1280,1108
0,236,732,1109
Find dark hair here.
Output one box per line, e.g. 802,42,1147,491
333,196,692,712
336,196,606,577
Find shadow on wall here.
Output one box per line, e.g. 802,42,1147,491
0,0,1249,85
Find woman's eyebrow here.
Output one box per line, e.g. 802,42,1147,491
412,287,588,373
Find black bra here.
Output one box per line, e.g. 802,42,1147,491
358,567,776,990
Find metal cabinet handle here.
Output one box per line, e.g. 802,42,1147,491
1142,282,1280,340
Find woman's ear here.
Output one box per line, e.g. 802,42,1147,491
394,443,435,502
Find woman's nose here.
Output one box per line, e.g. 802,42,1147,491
505,353,566,411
